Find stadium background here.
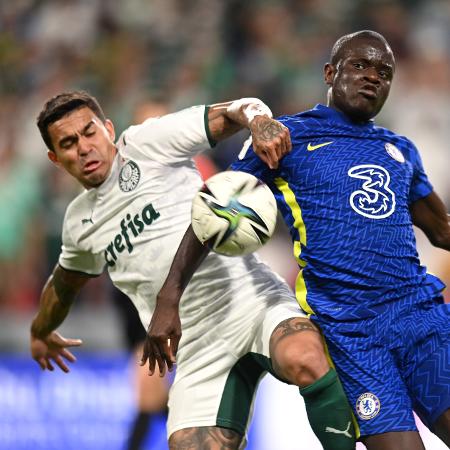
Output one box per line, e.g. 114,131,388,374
0,1,449,449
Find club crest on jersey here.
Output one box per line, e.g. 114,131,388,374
356,392,381,420
348,164,396,219
385,143,405,163
119,160,140,192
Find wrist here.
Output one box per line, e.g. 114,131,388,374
30,321,48,340
226,98,273,127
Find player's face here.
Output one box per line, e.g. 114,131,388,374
47,107,116,189
325,38,395,122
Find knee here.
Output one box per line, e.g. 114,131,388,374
272,339,329,387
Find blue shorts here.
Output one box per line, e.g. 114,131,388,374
315,296,450,438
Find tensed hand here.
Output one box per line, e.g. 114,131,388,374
250,116,292,169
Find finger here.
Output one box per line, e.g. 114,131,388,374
256,147,275,169
54,355,70,373
276,136,286,161
63,338,83,347
36,357,47,370
284,127,292,152
60,348,77,363
169,337,178,364
140,340,150,366
147,342,157,376
152,342,167,378
265,145,278,169
46,358,55,371
162,339,174,373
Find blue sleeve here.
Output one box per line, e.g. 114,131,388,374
230,143,275,184
407,141,433,204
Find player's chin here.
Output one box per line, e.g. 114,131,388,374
348,100,380,122
82,171,107,188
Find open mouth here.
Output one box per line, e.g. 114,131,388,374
83,160,101,174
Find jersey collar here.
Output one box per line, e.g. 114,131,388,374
310,104,375,129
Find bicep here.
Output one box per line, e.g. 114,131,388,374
51,264,94,303
410,191,450,248
207,102,243,143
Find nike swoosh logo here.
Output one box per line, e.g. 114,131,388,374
307,141,333,151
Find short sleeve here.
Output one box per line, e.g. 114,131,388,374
117,105,212,164
407,142,433,204
58,221,105,276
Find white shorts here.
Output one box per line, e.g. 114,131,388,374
167,253,305,438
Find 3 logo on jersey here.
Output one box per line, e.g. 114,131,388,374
104,203,160,267
348,164,396,219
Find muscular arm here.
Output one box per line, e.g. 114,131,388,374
31,265,91,338
30,265,92,372
410,191,450,251
207,99,291,169
142,226,209,375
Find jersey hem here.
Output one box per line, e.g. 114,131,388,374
58,263,103,277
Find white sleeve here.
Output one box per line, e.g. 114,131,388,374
58,218,105,276
118,105,213,164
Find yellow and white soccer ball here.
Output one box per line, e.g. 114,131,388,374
191,171,277,256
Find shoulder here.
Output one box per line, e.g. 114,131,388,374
62,191,92,239
374,125,420,161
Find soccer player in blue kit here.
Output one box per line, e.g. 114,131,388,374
146,31,450,450
231,30,450,450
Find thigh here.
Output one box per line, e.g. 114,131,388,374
433,408,450,447
169,426,243,450
362,430,425,450
399,301,450,429
320,321,418,438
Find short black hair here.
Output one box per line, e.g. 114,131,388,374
37,91,106,151
330,30,392,66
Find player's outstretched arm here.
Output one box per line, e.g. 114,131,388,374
141,225,208,377
30,265,91,372
207,99,292,169
410,191,450,251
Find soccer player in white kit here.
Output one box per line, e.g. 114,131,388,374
30,91,355,450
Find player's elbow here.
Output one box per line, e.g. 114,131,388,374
428,229,450,251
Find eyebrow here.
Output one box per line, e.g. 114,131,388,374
58,120,95,147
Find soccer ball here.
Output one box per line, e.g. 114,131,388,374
191,171,277,256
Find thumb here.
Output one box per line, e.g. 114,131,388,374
63,338,83,347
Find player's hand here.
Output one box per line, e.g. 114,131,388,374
141,300,181,377
30,331,82,373
250,116,292,169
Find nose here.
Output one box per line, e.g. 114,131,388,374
78,136,92,156
363,67,380,84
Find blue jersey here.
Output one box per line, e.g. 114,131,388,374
231,104,445,321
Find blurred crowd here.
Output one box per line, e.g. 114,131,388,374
0,0,449,332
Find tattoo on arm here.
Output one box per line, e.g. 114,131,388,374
170,426,242,450
252,118,285,142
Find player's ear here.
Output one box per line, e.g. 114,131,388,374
104,119,115,142
47,150,60,167
324,63,335,86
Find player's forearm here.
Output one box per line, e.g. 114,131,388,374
31,265,87,339
157,225,209,307
30,276,73,339
207,98,272,142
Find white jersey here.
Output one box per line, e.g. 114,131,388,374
60,106,213,322
59,105,304,438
